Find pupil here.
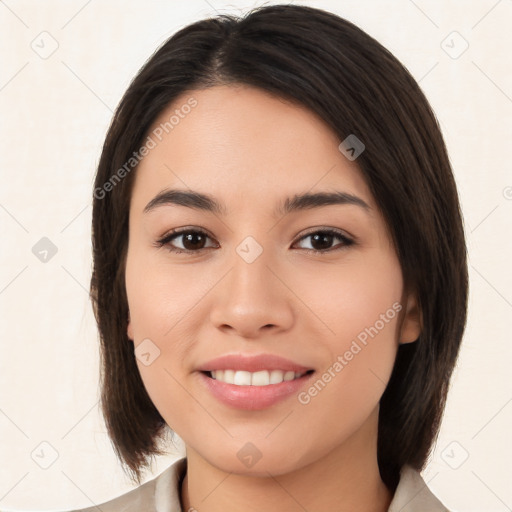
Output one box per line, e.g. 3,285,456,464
183,233,205,250
312,233,332,250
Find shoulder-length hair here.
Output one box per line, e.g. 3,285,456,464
90,3,468,490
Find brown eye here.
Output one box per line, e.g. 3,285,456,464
156,229,217,253
155,227,354,255
178,232,208,250
294,229,354,253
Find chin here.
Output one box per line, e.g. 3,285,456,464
197,442,312,478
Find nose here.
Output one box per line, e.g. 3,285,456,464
209,245,295,339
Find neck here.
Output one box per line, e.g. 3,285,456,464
180,410,393,512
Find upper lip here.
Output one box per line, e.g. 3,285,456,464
197,354,314,373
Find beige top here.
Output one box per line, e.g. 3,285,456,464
70,457,449,512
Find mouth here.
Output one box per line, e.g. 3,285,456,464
198,368,316,410
203,369,315,386
196,353,316,409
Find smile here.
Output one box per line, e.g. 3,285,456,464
207,369,311,386
199,369,315,410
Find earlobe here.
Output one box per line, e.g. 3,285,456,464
399,294,422,344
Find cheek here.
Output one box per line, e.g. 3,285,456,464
296,324,397,450
125,249,205,340
296,250,403,347
125,252,208,425
295,253,403,403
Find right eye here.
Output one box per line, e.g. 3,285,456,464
155,228,219,254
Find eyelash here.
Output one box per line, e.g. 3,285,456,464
154,227,355,255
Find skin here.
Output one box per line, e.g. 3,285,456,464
125,84,421,512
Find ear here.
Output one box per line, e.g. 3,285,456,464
399,293,422,344
127,311,134,341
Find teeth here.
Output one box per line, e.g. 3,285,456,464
210,369,304,386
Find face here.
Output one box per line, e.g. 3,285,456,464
125,84,420,476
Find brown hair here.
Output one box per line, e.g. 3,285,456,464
90,3,468,490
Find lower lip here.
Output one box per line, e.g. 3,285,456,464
198,371,315,410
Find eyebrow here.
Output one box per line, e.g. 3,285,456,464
143,188,371,217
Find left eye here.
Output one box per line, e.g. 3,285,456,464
155,228,354,254
294,229,354,252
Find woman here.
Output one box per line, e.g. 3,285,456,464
76,4,468,511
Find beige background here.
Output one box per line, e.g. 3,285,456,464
0,0,511,510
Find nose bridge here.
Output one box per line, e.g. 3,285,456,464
229,233,275,304
209,233,294,335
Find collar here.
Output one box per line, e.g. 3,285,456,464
154,457,448,512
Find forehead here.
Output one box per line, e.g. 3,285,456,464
131,84,376,214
